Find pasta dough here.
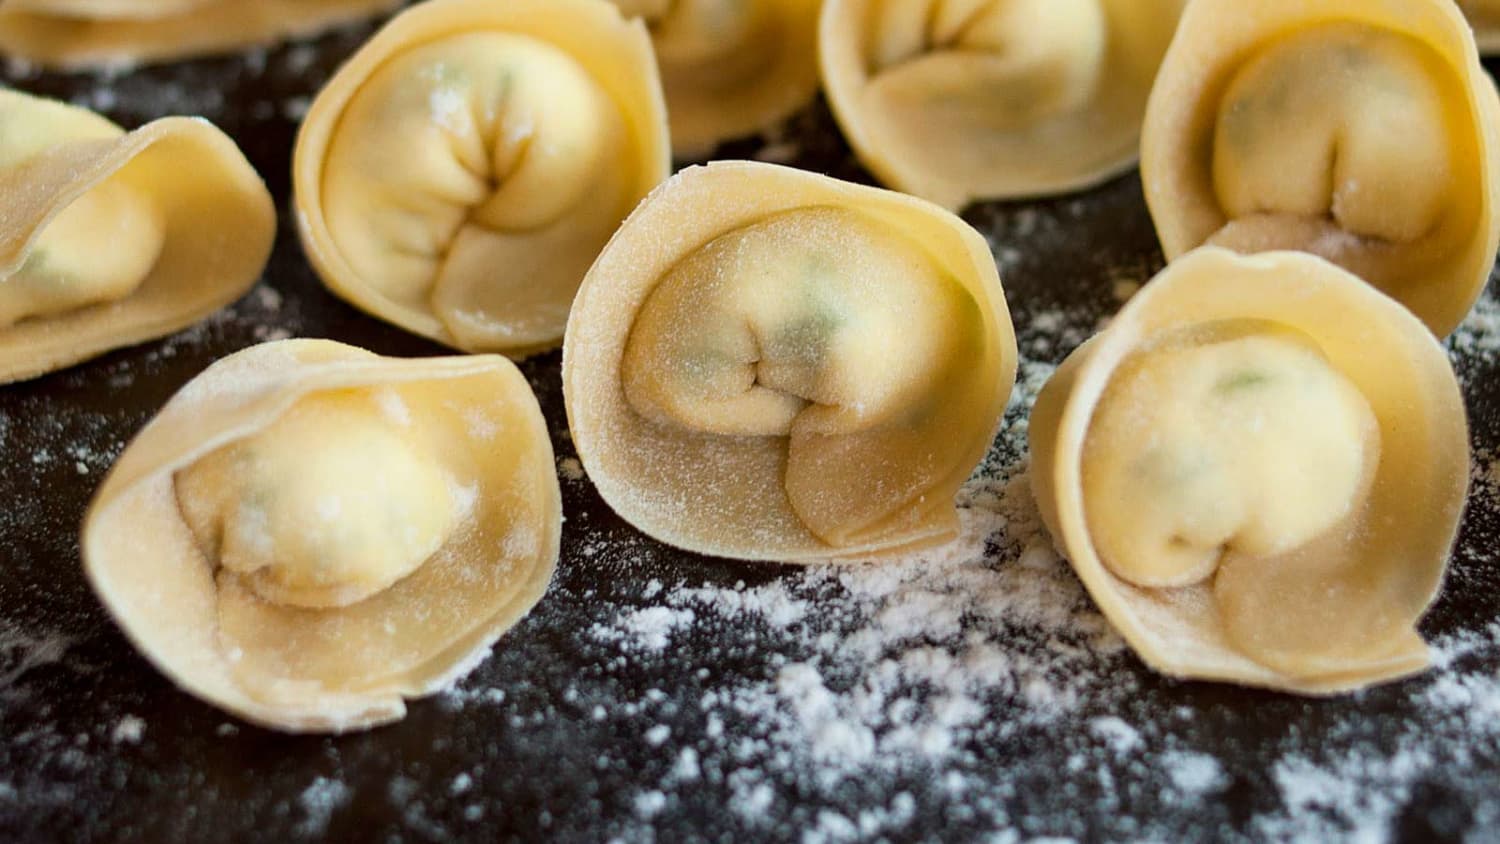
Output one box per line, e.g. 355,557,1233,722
818,0,1185,208
295,0,670,357
1142,0,1500,338
607,0,821,155
1029,247,1468,694
565,161,1017,562
0,89,273,384
0,0,400,68
82,339,562,733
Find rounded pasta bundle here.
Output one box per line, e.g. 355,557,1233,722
565,161,1017,562
0,0,400,68
82,339,562,732
295,0,671,357
819,0,1186,208
1459,1,1500,53
1142,0,1500,338
0,89,273,384
1029,248,1468,694
607,0,821,155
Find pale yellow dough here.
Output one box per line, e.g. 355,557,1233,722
1029,248,1469,694
176,391,462,610
295,0,670,357
564,161,1017,562
0,89,273,384
607,0,821,155
1142,0,1500,338
819,0,1186,209
83,339,562,733
0,0,400,68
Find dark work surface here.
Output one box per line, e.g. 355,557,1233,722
2,12,1500,844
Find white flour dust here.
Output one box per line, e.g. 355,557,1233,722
2,45,1500,839
442,284,1500,843
109,715,145,745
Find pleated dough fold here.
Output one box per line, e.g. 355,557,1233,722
1142,0,1500,338
295,0,671,357
83,339,562,733
0,89,273,384
564,161,1017,562
819,0,1186,208
1029,248,1468,694
0,0,401,68
607,0,821,155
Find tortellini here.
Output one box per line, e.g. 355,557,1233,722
0,89,273,384
1459,1,1500,53
1142,0,1500,338
0,0,400,68
818,0,1186,208
295,0,670,358
83,339,562,732
1029,248,1469,694
607,0,821,155
564,161,1017,562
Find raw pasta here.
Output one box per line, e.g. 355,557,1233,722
1029,248,1468,694
607,0,820,155
295,0,670,357
564,161,1017,562
82,339,561,733
0,0,400,68
1142,0,1500,338
0,88,273,384
819,0,1185,208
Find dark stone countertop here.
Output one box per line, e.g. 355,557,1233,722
1,13,1498,844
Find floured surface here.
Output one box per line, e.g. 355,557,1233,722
1,12,1499,842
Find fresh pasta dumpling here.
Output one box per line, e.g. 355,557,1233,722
1029,248,1468,694
0,0,400,68
607,0,820,155
1459,1,1500,53
1142,0,1500,338
295,0,670,358
83,339,562,732
0,89,273,384
818,0,1186,208
565,161,1017,562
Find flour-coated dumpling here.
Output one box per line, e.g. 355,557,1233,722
818,0,1186,209
0,89,273,384
83,339,562,733
0,0,399,68
1459,1,1500,53
607,0,820,155
1142,0,1500,338
295,0,670,358
1029,248,1468,694
565,161,1017,562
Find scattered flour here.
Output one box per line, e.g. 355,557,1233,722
1161,750,1229,804
2,43,1500,841
644,725,672,747
295,777,351,837
633,790,668,819
558,457,586,482
0,624,72,692
567,293,1500,842
1090,716,1145,756
593,606,697,654
109,715,145,745
1449,290,1500,368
